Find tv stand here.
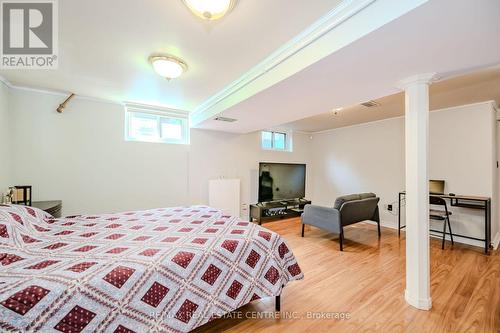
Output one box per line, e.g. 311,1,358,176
249,199,311,225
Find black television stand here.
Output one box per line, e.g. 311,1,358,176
249,199,311,225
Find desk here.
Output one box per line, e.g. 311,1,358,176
397,192,491,254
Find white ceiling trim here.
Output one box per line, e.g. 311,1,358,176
311,100,498,135
0,74,123,106
1,75,191,110
124,102,189,117
190,0,376,119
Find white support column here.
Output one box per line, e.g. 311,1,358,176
400,73,435,310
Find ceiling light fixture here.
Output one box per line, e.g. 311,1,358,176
183,0,236,20
149,55,188,80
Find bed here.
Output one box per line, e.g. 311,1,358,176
0,204,303,333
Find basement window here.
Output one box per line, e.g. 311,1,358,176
125,104,189,144
261,130,292,151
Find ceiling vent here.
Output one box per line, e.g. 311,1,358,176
214,116,237,122
360,100,380,108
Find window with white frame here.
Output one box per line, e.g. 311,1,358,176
125,105,189,144
261,130,291,151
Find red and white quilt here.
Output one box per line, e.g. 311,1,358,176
0,204,303,333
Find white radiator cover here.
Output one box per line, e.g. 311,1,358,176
208,179,241,217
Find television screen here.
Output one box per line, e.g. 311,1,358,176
258,163,306,202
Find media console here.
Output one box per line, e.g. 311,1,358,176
249,199,311,225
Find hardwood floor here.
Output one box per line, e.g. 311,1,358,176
194,218,500,333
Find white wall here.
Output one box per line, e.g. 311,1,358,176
311,102,498,247
9,88,190,215
189,129,312,218
311,117,405,224
0,81,11,192
429,103,497,244
7,88,312,217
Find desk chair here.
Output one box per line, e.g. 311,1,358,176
430,196,454,249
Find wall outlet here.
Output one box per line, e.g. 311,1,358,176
387,204,393,211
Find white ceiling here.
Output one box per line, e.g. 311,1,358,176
197,0,500,133
285,66,500,132
0,0,342,111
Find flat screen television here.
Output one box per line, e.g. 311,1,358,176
258,162,306,202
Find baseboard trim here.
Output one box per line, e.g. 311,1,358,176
429,232,485,249
492,232,500,250
363,220,396,229
365,220,494,250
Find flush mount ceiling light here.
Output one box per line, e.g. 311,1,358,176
149,55,188,80
183,0,236,20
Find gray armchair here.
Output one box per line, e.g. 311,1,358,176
301,193,380,251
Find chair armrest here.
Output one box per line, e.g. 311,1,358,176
301,204,341,233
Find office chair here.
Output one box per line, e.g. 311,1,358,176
429,196,454,249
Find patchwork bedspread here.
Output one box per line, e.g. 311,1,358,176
0,204,303,333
